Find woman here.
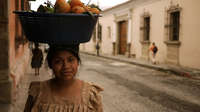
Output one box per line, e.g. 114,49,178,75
24,44,104,112
31,43,43,76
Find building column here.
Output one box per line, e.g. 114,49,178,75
127,16,132,44
0,0,12,112
112,21,117,55
127,10,132,58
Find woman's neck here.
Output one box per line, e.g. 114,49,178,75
52,78,77,89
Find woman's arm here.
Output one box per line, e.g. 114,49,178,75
24,95,34,112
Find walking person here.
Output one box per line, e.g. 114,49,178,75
24,44,104,112
149,42,158,64
31,43,43,76
96,43,100,56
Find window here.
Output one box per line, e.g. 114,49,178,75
169,11,180,41
98,24,102,42
140,15,151,42
164,5,181,43
144,17,150,41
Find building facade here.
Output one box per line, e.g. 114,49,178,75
80,0,200,70
0,0,34,111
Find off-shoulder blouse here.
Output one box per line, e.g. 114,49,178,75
24,80,103,112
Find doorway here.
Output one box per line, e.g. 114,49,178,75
118,21,127,55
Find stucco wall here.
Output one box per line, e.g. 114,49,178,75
132,0,166,62
8,0,31,99
9,0,16,66
133,0,200,69
80,39,96,53
82,0,200,69
179,0,200,69
99,15,114,55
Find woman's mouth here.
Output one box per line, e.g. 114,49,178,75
62,71,73,75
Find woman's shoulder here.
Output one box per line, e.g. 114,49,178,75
28,80,50,96
83,81,104,93
82,81,104,101
82,81,104,111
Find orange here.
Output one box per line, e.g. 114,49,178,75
71,6,86,14
83,5,91,12
70,0,83,7
55,0,71,13
90,8,100,14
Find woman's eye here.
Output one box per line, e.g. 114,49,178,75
68,57,75,62
54,59,62,64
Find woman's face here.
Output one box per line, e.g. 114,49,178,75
51,50,79,81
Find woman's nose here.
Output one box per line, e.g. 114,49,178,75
63,60,71,68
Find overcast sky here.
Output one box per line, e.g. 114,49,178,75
30,0,129,11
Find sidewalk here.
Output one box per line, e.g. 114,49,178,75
81,51,200,80
12,58,52,112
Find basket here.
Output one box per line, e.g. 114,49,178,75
13,11,99,44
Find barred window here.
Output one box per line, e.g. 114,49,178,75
144,17,150,41
98,24,102,42
169,11,180,41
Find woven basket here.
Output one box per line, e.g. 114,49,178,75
14,11,99,44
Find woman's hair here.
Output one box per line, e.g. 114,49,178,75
46,44,81,68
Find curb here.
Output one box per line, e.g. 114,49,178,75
81,52,200,80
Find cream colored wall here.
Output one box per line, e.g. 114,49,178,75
178,0,200,69
82,0,200,69
132,0,166,63
130,0,200,69
99,15,114,55
80,38,96,53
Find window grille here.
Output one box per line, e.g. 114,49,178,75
144,17,150,41
140,15,150,42
169,11,180,41
98,24,102,42
164,4,181,43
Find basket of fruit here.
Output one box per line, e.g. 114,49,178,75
14,0,101,44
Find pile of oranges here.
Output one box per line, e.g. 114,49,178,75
54,0,100,14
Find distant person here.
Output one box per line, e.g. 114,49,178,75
149,42,158,64
96,43,100,56
31,43,43,76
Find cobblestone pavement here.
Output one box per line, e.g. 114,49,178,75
79,54,200,112
13,54,200,112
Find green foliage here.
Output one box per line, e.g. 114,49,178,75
89,4,101,11
37,1,54,13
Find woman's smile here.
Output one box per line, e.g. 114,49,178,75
62,70,73,75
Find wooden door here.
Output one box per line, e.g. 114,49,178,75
119,21,127,55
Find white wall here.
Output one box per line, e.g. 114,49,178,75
178,0,200,69
84,0,200,69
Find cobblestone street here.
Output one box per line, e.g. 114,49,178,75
13,54,200,112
